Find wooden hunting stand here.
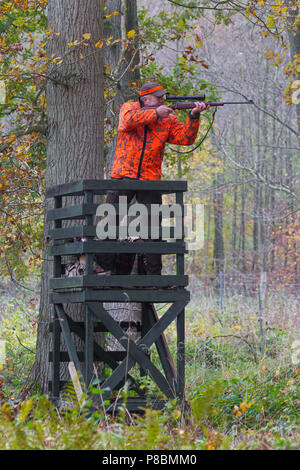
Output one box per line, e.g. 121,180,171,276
47,179,190,413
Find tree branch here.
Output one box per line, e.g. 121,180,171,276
217,139,300,199
166,0,240,11
219,84,299,137
0,124,46,153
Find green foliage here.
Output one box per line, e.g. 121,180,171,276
138,6,200,49
0,289,39,400
0,394,106,450
189,365,300,431
0,1,47,278
0,362,298,450
0,291,299,450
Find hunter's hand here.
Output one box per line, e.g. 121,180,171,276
156,105,174,119
191,102,210,115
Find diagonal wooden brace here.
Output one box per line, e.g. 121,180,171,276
88,302,176,399
54,305,86,392
144,303,177,391
88,299,188,400
55,306,145,396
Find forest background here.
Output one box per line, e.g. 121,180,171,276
0,0,299,450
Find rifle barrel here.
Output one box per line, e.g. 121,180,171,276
170,100,253,110
206,100,254,106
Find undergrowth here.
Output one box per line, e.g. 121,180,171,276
0,286,299,450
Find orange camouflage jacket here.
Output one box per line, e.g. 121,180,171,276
110,101,200,181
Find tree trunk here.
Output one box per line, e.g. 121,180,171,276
239,170,246,274
231,125,238,271
286,2,300,137
213,172,225,274
210,131,224,277
104,0,142,350
33,0,104,393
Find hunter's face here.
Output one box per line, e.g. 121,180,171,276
143,94,165,107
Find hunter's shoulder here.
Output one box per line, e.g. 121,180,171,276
120,101,141,111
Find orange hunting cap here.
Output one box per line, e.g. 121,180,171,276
139,81,167,97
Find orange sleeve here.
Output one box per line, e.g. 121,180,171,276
118,102,158,131
167,114,200,146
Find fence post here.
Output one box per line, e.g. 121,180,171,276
258,286,265,355
219,271,224,317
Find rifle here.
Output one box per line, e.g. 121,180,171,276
166,94,254,110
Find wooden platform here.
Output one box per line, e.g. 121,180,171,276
47,179,188,412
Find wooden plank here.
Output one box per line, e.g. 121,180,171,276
82,179,187,194
50,274,188,289
46,179,187,198
49,226,96,240
46,181,85,198
48,202,184,222
49,321,141,333
50,288,190,303
49,240,186,256
51,277,84,289
49,226,176,240
93,202,185,215
54,305,85,387
47,203,98,221
49,351,127,362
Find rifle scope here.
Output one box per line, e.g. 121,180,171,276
166,94,206,101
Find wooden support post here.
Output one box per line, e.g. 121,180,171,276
141,302,152,378
85,306,94,387
176,190,185,401
52,195,62,400
52,311,61,401
84,190,95,387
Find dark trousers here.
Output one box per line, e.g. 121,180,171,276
96,188,162,275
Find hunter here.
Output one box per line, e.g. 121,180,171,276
65,82,209,277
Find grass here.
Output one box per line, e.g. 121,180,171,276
0,290,39,401
0,281,299,450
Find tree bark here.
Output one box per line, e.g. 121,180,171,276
33,0,104,393
104,0,142,350
286,2,300,137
